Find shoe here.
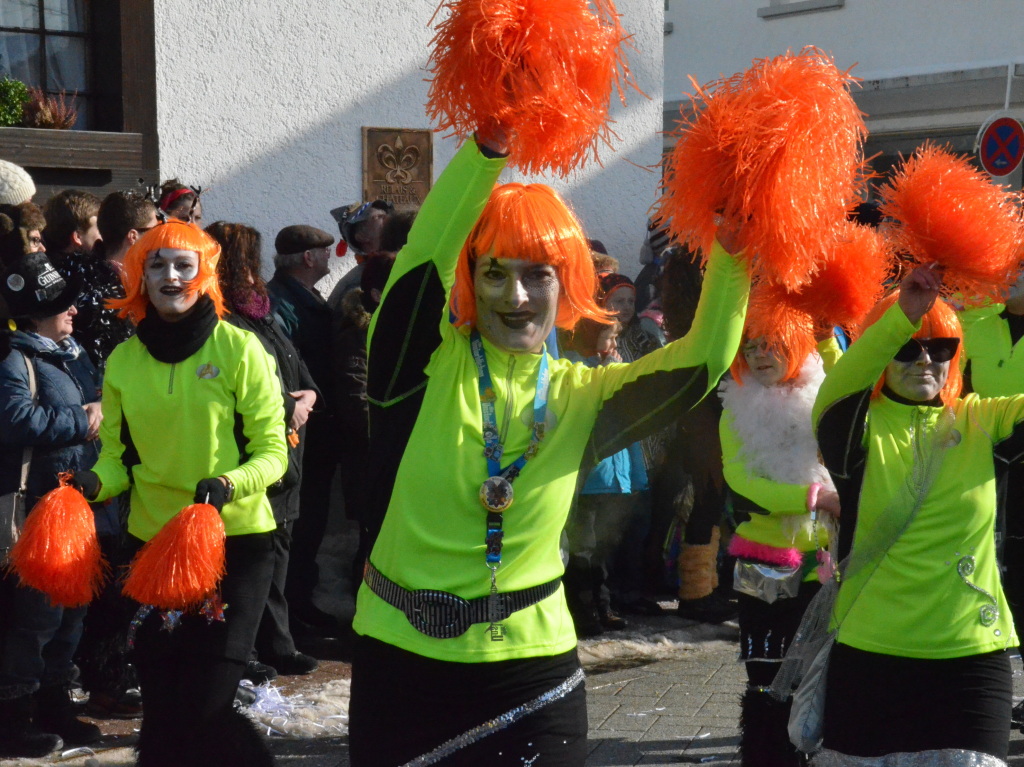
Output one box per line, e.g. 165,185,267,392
234,684,257,709
619,597,665,616
243,659,278,685
85,687,143,720
265,651,319,676
598,608,628,631
1013,699,1024,727
570,607,604,639
0,695,63,758
34,685,101,746
676,591,737,624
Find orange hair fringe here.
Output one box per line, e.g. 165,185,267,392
9,478,106,607
425,0,636,176
107,219,226,324
450,182,612,330
878,143,1024,304
656,47,867,290
122,503,225,610
787,221,894,334
730,280,816,384
859,291,963,406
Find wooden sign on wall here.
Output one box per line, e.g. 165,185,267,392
361,127,433,209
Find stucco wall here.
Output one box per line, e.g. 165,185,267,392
666,0,1024,96
154,1,664,287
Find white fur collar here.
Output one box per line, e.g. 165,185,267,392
719,354,834,491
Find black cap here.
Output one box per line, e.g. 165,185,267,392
330,200,394,247
1,251,82,319
274,225,335,255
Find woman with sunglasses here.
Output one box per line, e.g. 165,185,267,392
72,220,287,767
811,265,1022,765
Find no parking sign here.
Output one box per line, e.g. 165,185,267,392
979,116,1024,177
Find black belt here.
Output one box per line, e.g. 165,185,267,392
363,562,561,639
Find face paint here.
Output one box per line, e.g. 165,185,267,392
473,256,561,354
144,248,201,321
742,336,788,387
884,337,950,402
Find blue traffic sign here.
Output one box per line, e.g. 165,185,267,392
980,117,1024,177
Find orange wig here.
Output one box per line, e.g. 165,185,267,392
730,281,816,385
859,291,963,406
107,219,225,323
450,182,611,330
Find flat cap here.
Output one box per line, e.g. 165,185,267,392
275,225,334,255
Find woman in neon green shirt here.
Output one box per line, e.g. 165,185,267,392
721,323,839,767
813,265,1022,765
348,125,750,766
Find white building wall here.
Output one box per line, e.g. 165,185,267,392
665,0,1024,96
153,1,664,286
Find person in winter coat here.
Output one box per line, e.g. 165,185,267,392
347,125,750,766
71,220,288,767
0,248,103,758
207,220,320,681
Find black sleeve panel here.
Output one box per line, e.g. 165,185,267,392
366,262,446,407
579,365,709,480
816,389,871,563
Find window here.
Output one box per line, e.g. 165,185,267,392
758,0,845,19
0,0,93,129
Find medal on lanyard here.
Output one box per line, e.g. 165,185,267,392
471,331,550,639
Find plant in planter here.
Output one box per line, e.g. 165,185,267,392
0,77,30,127
22,87,78,130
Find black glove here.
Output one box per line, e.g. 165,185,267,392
70,470,101,501
194,477,230,512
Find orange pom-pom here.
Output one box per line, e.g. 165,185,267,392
426,0,635,176
878,143,1024,303
656,47,867,290
123,504,225,610
9,480,105,607
786,221,895,333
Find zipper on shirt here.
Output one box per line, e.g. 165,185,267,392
498,355,516,446
168,363,175,394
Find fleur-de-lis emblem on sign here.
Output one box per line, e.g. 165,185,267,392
377,136,420,185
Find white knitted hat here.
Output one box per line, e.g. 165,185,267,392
0,160,35,205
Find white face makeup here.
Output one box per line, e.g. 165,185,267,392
884,340,950,403
473,256,561,354
144,248,201,321
742,336,788,387
605,287,636,325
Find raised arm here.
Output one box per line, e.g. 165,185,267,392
366,139,508,407
584,242,749,461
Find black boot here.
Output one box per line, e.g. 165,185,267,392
35,684,102,746
0,694,64,758
739,687,803,767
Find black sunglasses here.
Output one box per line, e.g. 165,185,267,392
893,337,959,363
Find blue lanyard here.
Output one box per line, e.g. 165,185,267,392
470,331,551,640
470,331,551,482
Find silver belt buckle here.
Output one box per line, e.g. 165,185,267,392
404,589,471,638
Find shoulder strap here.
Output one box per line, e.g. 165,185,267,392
18,351,36,494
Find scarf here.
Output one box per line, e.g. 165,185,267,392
10,331,84,363
136,294,218,363
228,288,272,321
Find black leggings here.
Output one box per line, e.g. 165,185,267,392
349,636,588,767
822,643,1012,760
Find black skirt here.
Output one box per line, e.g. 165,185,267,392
349,636,588,767
821,642,1012,760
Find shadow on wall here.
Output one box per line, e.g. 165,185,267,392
172,67,662,289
